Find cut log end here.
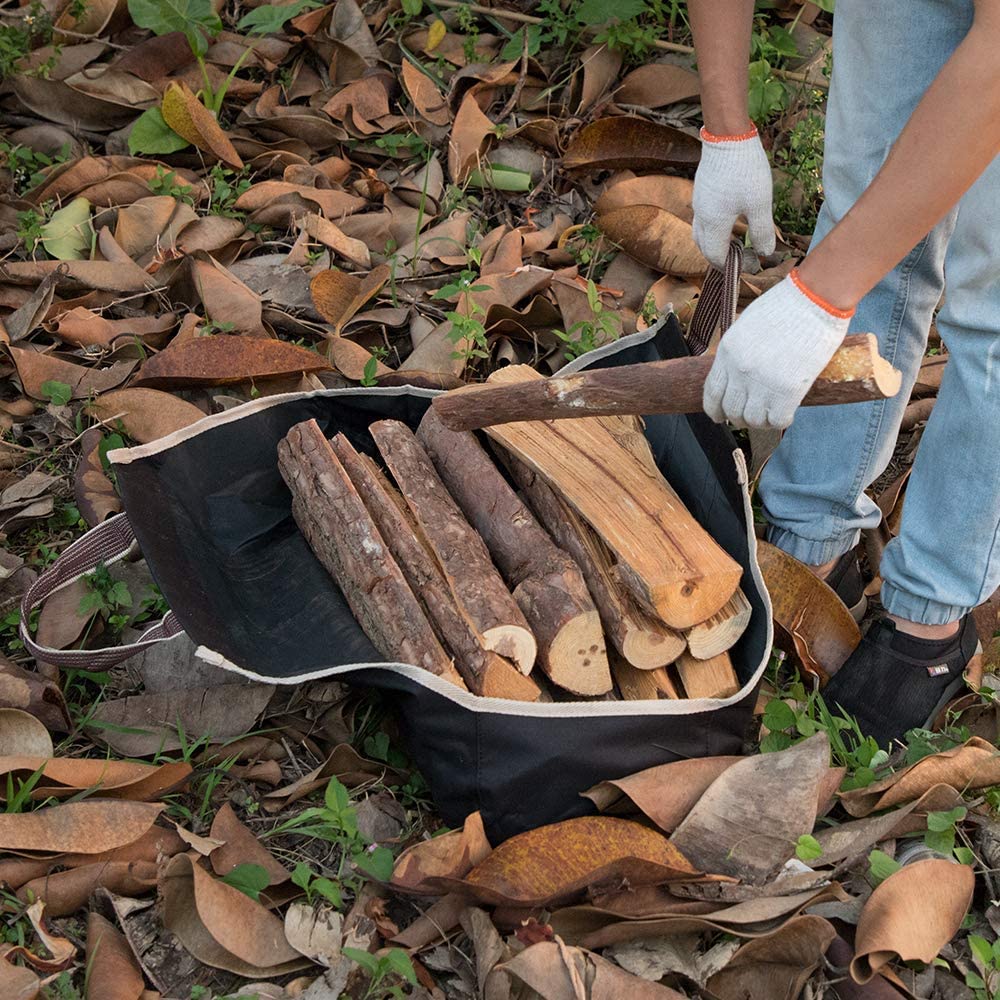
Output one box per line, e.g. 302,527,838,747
685,588,752,660
543,609,612,696
611,654,679,700
621,626,687,670
482,624,537,674
818,333,902,399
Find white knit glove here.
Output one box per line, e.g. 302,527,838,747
692,125,776,269
703,270,854,430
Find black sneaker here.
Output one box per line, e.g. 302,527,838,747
823,549,867,623
821,615,981,747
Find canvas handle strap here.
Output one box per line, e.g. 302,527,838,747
685,239,744,356
20,512,184,669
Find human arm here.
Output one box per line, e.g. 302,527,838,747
705,2,1000,428
688,0,776,266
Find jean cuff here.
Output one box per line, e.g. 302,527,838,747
765,525,860,567
880,581,970,626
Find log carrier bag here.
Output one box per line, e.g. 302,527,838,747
21,269,772,844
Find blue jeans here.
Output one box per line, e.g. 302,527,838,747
760,0,1000,625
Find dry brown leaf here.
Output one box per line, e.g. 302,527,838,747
840,736,1000,816
161,81,244,170
0,758,190,803
264,743,403,810
671,733,831,884
85,388,205,444
86,683,275,757
283,903,343,967
310,265,389,334
594,174,694,223
0,800,162,856
1,259,157,294
401,59,450,125
392,812,492,894
19,860,158,918
190,256,264,335
616,64,701,107
74,426,122,528
814,784,964,866
161,854,308,977
7,346,136,400
456,817,699,907
597,206,707,277
0,948,40,999
757,540,861,683
563,118,701,172
209,803,290,885
449,92,496,183
300,213,371,268
51,308,175,349
233,181,367,220
325,335,392,381
706,915,836,1000
582,756,742,830
577,44,622,114
85,912,145,1000
35,577,93,654
133,337,331,389
0,709,54,758
0,655,71,734
851,859,974,983
495,940,688,1000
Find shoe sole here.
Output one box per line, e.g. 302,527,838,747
925,641,984,732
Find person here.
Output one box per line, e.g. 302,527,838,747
687,0,1000,745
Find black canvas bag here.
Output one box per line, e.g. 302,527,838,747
22,312,773,843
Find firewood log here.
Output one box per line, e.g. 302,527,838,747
500,451,686,668
611,654,680,700
416,410,611,696
473,366,742,629
675,649,740,700
431,334,902,430
330,435,539,701
277,420,465,689
369,420,537,673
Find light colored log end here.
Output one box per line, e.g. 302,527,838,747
543,610,613,696
686,588,752,660
621,624,687,670
819,333,902,398
482,624,537,675
479,657,542,701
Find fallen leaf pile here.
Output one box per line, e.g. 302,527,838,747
0,0,993,996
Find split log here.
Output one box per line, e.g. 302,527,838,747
277,420,465,689
611,654,680,700
685,589,752,660
431,334,901,431
369,420,537,673
477,366,742,629
675,649,741,700
330,435,539,702
502,451,685,668
416,410,610,695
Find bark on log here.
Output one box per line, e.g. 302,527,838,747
901,396,935,431
369,420,537,673
330,435,539,702
477,367,742,629
611,654,680,700
675,649,741,700
277,420,465,689
416,410,611,696
686,588,752,660
502,451,686,668
431,334,901,431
